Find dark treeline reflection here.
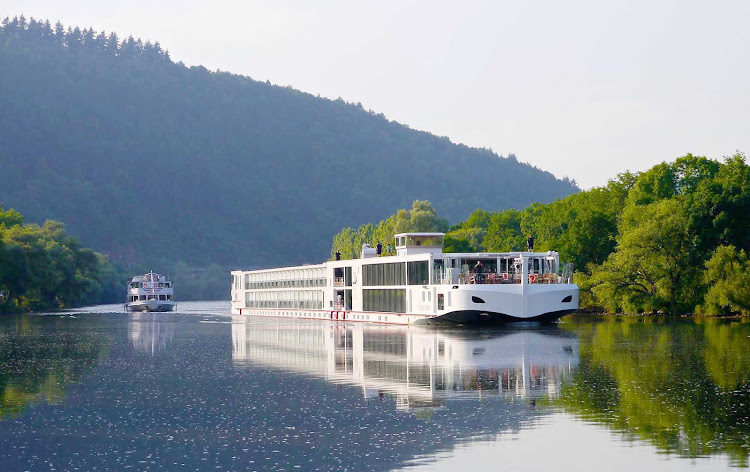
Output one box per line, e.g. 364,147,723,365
0,314,110,417
559,316,750,467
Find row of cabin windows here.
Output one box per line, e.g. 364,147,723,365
243,268,327,290
129,282,171,289
245,290,323,309
244,277,326,289
129,295,172,302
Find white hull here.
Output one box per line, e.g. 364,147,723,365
126,300,176,312
231,307,577,326
231,283,578,325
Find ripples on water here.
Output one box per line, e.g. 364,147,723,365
0,305,748,471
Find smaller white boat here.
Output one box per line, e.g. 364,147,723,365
125,271,176,312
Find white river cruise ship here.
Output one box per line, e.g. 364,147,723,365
231,233,579,325
125,271,176,312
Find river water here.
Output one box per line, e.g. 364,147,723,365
0,301,748,471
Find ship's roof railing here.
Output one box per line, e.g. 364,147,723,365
131,272,170,282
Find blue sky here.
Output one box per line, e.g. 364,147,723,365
5,0,749,188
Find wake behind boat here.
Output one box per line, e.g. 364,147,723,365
125,271,176,312
231,232,578,325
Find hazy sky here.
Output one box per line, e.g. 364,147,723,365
5,1,749,188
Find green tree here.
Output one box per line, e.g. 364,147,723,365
0,206,23,228
442,233,476,253
462,208,492,231
353,224,375,257
0,209,125,313
699,245,750,316
331,227,357,260
484,209,525,252
590,199,695,314
444,227,483,252
688,153,750,255
329,200,448,259
409,200,448,233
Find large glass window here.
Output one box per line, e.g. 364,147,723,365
363,262,405,286
405,235,443,247
363,289,406,313
408,261,430,285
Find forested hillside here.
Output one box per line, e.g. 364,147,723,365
333,153,750,316
0,17,577,271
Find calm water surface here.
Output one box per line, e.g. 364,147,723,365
0,302,748,471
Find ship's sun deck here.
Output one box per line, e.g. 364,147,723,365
430,254,573,286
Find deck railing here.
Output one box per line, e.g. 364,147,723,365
433,268,573,285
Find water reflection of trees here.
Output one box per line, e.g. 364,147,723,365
560,317,750,467
0,314,110,417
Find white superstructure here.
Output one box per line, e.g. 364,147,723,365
231,233,578,325
125,271,176,312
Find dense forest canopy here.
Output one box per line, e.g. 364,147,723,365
333,153,750,316
0,16,578,274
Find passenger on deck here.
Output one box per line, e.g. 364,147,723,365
376,242,382,256
474,260,484,283
527,235,534,251
335,250,341,261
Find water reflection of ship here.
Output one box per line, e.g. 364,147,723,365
128,314,175,355
231,321,579,409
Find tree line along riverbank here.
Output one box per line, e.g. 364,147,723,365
0,206,123,313
331,153,750,316
0,206,232,313
3,153,748,316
